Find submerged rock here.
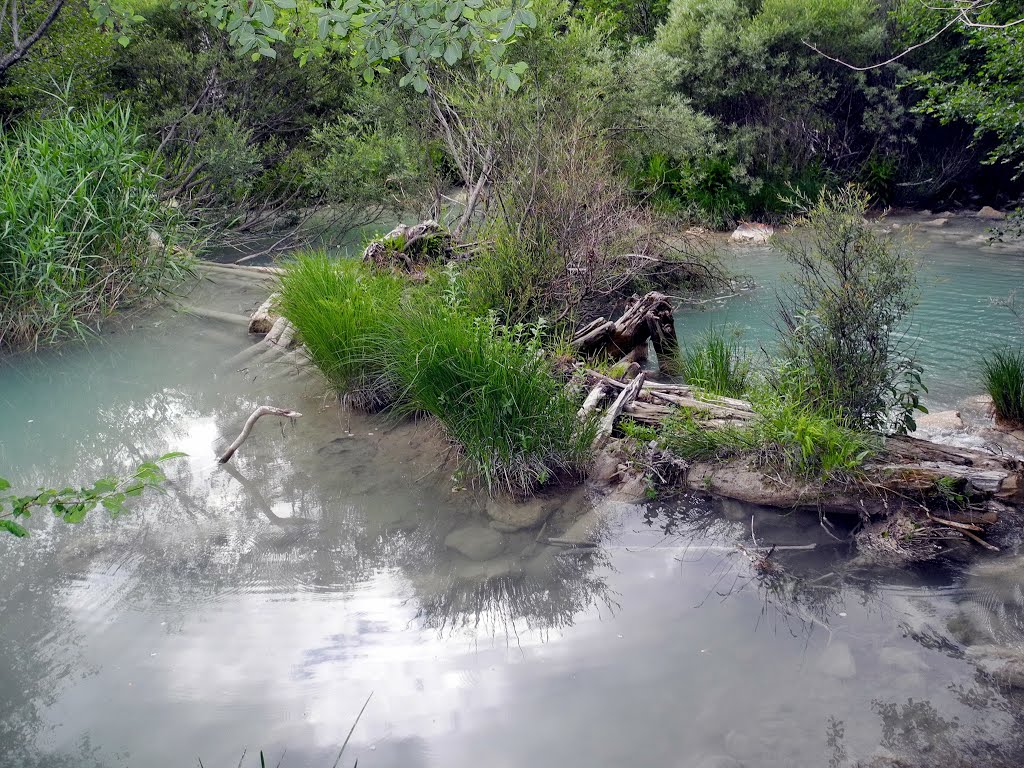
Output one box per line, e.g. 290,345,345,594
486,497,554,532
818,641,857,679
916,410,965,431
924,217,950,227
879,646,930,673
444,526,505,561
729,223,774,244
977,205,1006,220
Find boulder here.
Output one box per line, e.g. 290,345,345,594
915,410,965,431
486,497,554,532
729,223,774,244
444,526,505,561
817,641,856,679
977,206,1006,220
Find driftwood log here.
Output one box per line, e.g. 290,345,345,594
571,292,680,374
219,406,303,463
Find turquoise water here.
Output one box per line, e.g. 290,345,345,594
0,261,1023,767
678,216,1024,409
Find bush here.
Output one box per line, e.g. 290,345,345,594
774,186,924,433
680,326,751,397
277,253,402,406
982,348,1024,426
385,297,593,496
0,102,187,349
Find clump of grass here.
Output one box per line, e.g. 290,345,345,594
0,101,188,349
386,299,593,495
679,326,751,398
277,253,402,408
982,348,1024,425
660,390,879,484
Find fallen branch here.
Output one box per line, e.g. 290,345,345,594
594,371,646,449
218,406,302,463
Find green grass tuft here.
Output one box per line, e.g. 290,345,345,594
982,348,1024,426
385,300,593,495
277,252,402,407
679,326,751,398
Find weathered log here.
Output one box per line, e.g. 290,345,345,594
362,220,455,272
594,371,647,449
571,292,681,374
248,293,280,335
578,383,609,420
218,406,302,463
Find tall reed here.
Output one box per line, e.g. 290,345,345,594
679,325,751,397
0,102,188,349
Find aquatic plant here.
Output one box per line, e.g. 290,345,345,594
277,252,403,407
0,101,189,349
679,325,751,397
0,453,185,538
385,299,594,495
982,348,1024,426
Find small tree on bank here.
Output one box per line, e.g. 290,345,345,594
775,186,925,433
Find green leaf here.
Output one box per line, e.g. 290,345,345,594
362,67,374,83
0,520,29,538
505,70,521,91
118,35,131,48
0,478,10,491
443,41,462,66
274,0,297,8
444,2,462,21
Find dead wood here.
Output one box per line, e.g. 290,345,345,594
218,406,302,463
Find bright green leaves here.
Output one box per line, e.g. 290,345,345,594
87,0,536,91
0,452,186,538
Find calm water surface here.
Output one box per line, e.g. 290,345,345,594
1,250,1024,767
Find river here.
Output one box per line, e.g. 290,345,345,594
1,220,1023,767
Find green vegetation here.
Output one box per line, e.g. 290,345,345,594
775,187,924,433
387,300,593,495
679,326,751,398
276,252,402,406
0,453,185,538
279,257,591,495
660,390,880,484
982,348,1024,426
0,101,188,348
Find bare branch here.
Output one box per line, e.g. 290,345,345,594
0,0,67,77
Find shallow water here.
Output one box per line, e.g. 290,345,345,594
678,215,1024,409
2,269,1024,767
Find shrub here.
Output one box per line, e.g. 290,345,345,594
386,298,593,495
680,326,751,397
277,253,402,406
0,102,188,349
774,186,924,433
982,348,1024,426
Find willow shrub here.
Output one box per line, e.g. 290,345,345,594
276,253,402,408
0,102,188,349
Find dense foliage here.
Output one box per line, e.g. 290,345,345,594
0,101,188,348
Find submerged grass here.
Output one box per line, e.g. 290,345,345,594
679,325,751,397
0,101,189,349
277,252,402,406
982,348,1024,426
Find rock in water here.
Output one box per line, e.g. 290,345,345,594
818,641,856,679
915,410,965,431
729,223,774,244
486,496,554,532
444,526,505,561
977,205,1006,220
